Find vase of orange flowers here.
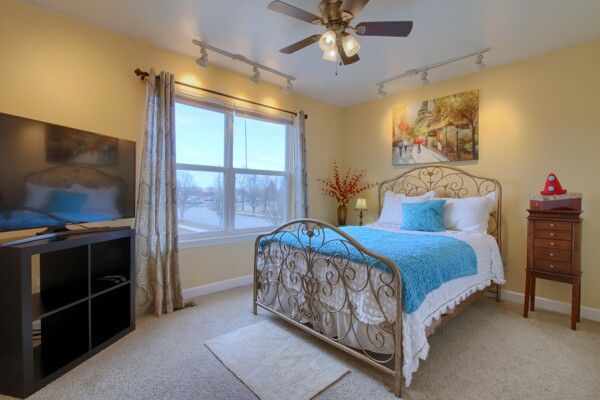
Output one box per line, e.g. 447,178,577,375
317,161,376,226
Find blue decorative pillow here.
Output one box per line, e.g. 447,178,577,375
401,200,447,232
44,190,88,213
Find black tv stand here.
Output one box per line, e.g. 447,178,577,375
1,226,130,247
0,228,135,398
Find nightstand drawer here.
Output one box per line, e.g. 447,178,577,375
534,229,571,240
533,259,572,274
534,238,571,249
535,220,571,231
534,248,571,262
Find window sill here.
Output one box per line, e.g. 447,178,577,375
179,231,265,249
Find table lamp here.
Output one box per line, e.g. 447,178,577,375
355,197,367,226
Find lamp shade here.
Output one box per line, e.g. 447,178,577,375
318,30,337,51
341,34,361,57
322,48,338,62
355,197,367,211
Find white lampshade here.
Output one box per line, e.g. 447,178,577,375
355,197,367,211
341,34,361,57
318,30,337,51
322,48,338,62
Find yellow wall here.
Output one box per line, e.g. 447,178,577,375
0,0,342,290
341,40,600,309
2,0,599,310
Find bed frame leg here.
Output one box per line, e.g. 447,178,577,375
496,283,501,302
252,285,258,315
394,373,403,398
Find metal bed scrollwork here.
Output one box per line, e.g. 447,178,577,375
253,165,502,397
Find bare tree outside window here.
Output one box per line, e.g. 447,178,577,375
210,175,224,225
176,171,198,220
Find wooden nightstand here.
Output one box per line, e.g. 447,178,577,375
523,209,582,330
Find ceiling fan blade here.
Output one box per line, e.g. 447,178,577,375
268,1,323,24
341,0,370,18
355,21,413,37
279,35,321,54
338,44,360,65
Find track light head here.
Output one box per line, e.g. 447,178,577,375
249,66,261,84
282,79,293,95
195,46,208,68
420,70,430,85
376,83,387,99
475,53,486,70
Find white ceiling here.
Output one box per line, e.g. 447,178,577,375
21,0,600,106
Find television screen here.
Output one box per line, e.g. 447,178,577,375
0,112,136,233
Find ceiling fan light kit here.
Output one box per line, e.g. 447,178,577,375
318,30,337,51
268,0,413,66
341,34,361,57
322,48,338,62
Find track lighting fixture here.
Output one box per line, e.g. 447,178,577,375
195,46,208,68
420,70,430,86
282,79,293,95
374,48,490,97
475,53,486,70
249,66,261,84
192,39,295,90
377,83,387,99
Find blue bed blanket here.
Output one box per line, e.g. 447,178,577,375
260,226,478,314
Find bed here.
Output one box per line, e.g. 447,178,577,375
252,165,504,397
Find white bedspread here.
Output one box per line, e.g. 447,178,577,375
257,223,505,386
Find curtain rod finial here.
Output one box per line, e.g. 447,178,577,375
134,68,149,80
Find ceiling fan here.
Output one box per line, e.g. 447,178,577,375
268,0,413,65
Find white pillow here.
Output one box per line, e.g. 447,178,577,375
437,192,496,233
71,184,121,217
23,183,55,209
378,191,435,226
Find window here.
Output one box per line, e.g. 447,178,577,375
174,97,293,243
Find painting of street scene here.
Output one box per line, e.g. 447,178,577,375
392,90,479,165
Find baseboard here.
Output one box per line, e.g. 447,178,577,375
496,289,600,322
183,274,253,300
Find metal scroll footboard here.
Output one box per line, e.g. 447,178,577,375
253,219,404,397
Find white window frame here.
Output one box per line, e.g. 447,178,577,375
175,95,294,248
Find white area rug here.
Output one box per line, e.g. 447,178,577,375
204,320,350,400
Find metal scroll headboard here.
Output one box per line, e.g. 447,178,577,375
377,165,502,245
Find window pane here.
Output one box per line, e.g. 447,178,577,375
234,174,287,229
177,170,224,236
175,102,225,167
233,116,287,171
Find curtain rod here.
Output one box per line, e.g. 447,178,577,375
134,69,307,119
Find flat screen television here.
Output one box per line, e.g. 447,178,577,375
0,112,136,233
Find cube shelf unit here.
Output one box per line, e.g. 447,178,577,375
0,228,135,398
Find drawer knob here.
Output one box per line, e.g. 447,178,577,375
549,252,554,257
550,223,555,227
549,232,555,237
550,242,555,246
550,264,555,268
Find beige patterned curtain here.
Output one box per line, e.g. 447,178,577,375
294,111,308,218
135,69,184,316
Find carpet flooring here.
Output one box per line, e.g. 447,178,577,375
3,285,599,400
